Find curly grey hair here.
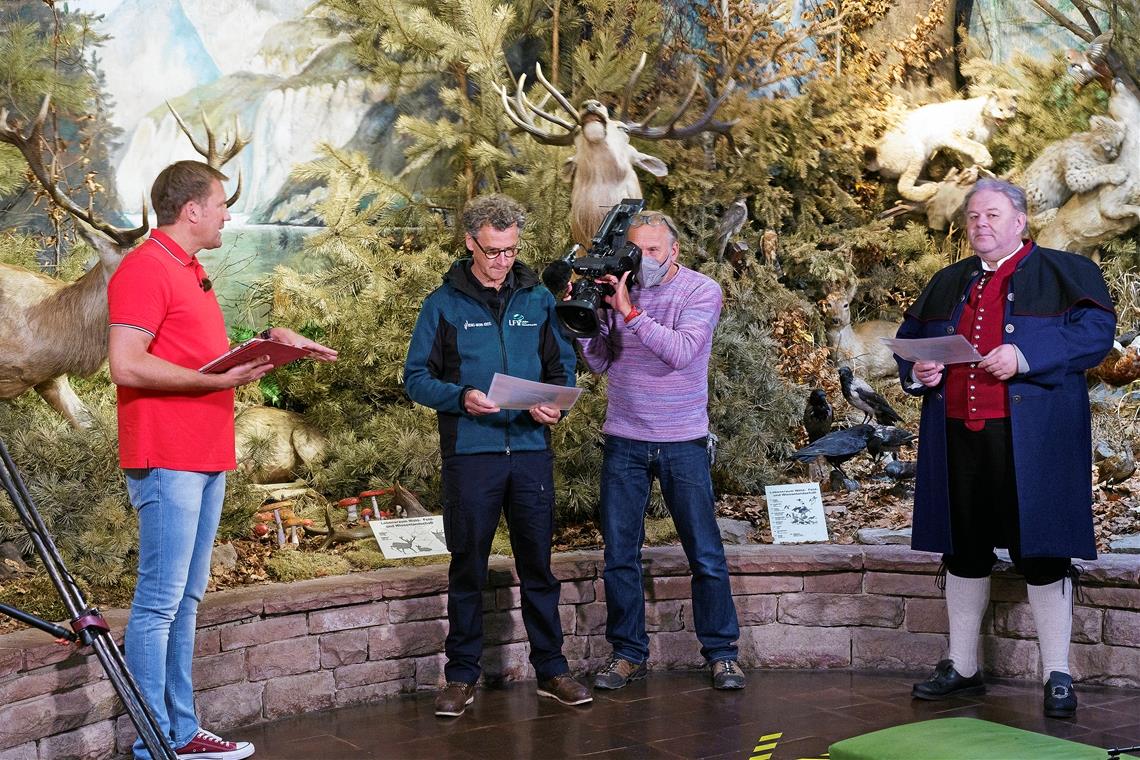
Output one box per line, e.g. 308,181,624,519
462,194,526,236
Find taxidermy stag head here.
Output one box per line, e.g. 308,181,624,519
496,54,736,246
0,96,247,428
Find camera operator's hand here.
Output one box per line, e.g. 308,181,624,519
463,389,500,416
529,404,561,426
599,271,633,318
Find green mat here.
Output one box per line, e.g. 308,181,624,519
829,718,1139,760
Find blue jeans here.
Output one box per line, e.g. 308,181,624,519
599,435,739,664
124,468,225,759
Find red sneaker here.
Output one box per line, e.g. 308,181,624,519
175,728,255,760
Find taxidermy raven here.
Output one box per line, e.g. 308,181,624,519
839,366,902,425
802,389,834,443
884,459,917,481
790,424,876,480
867,425,916,461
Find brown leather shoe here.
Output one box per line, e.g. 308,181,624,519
537,673,593,706
434,681,475,717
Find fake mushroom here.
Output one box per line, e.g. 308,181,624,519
337,497,361,524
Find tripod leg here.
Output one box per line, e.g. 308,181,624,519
89,635,177,760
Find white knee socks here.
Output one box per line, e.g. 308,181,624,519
945,573,990,678
1028,579,1073,683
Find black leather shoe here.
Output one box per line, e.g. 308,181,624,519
1044,671,1077,718
911,659,985,700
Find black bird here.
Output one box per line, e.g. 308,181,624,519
867,425,916,461
790,424,876,480
839,367,902,425
883,459,917,481
802,389,834,443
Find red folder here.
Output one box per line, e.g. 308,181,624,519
198,337,312,374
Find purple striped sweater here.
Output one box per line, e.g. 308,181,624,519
578,265,722,442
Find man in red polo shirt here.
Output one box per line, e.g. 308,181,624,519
108,160,336,760
894,178,1115,719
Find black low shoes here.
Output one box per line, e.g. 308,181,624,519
911,659,986,700
1044,671,1078,718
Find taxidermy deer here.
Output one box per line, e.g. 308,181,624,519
0,96,247,428
496,54,736,246
823,282,900,380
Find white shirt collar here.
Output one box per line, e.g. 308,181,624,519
980,242,1026,272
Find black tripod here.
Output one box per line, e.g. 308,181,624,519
0,436,176,760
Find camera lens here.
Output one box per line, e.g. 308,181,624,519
556,280,603,338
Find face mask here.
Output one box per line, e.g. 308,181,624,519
639,255,672,288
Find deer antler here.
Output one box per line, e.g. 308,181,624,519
0,95,149,247
624,73,738,144
166,101,249,206
496,65,579,146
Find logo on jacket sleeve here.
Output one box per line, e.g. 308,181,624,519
508,313,538,327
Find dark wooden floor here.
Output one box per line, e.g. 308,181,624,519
236,670,1140,759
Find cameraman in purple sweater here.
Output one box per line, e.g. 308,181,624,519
578,210,743,691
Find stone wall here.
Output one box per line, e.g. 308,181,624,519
2,545,1139,759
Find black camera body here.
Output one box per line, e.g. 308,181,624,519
552,198,645,338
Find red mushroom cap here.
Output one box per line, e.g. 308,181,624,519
359,489,392,498
337,497,361,507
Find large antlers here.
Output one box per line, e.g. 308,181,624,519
495,64,579,147
0,95,149,247
621,53,738,144
166,101,249,207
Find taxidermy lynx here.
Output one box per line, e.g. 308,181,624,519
873,90,1019,202
1022,115,1128,229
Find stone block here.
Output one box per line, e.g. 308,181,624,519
320,630,369,668
645,600,684,632
778,593,903,628
549,551,602,581
1082,586,1140,611
856,528,912,546
803,572,863,593
852,628,945,671
335,678,413,707
36,718,116,760
991,603,1102,644
0,743,35,760
980,635,1041,679
245,636,320,681
496,586,521,610
193,628,221,657
0,646,23,679
990,576,1028,603
308,602,388,633
368,620,447,660
558,604,575,635
575,602,607,637
480,642,534,681
197,586,266,627
1079,554,1140,586
21,637,78,670
647,630,704,669
640,546,698,576
743,624,851,669
220,613,308,651
593,579,606,602
0,680,119,750
484,610,527,645
1109,534,1140,554
192,650,246,691
863,572,941,598
334,659,415,689
415,654,446,688
486,557,520,586
1104,608,1140,648
561,635,590,663
904,598,949,633
729,575,802,594
263,575,382,615
388,594,447,623
725,544,863,574
861,546,941,572
647,576,692,601
731,595,777,627
1070,642,1140,688
263,671,336,720
0,660,102,707
559,579,595,605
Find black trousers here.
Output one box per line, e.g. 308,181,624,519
943,418,1069,586
440,450,567,683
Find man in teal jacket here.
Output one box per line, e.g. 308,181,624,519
404,194,589,717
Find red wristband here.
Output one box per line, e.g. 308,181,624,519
624,305,641,323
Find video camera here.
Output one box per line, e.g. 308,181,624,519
543,198,645,338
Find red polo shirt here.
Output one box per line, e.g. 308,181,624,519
108,229,236,470
945,241,1033,428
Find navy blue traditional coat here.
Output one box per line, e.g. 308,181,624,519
895,244,1116,560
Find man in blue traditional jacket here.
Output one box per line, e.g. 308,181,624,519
894,178,1115,719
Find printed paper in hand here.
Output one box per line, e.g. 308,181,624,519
369,516,450,558
764,483,828,544
880,335,982,365
486,372,583,410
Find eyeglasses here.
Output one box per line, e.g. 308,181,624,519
630,212,679,239
471,236,519,260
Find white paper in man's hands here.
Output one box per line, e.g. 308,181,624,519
486,373,583,410
881,335,983,364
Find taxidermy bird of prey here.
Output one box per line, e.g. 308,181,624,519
790,424,876,480
712,197,748,261
1066,30,1114,89
803,389,834,443
760,228,783,275
839,366,902,425
867,425,916,461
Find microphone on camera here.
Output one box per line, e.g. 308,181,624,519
542,259,573,297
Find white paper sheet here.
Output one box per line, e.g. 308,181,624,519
764,483,829,544
881,335,983,364
485,373,583,410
